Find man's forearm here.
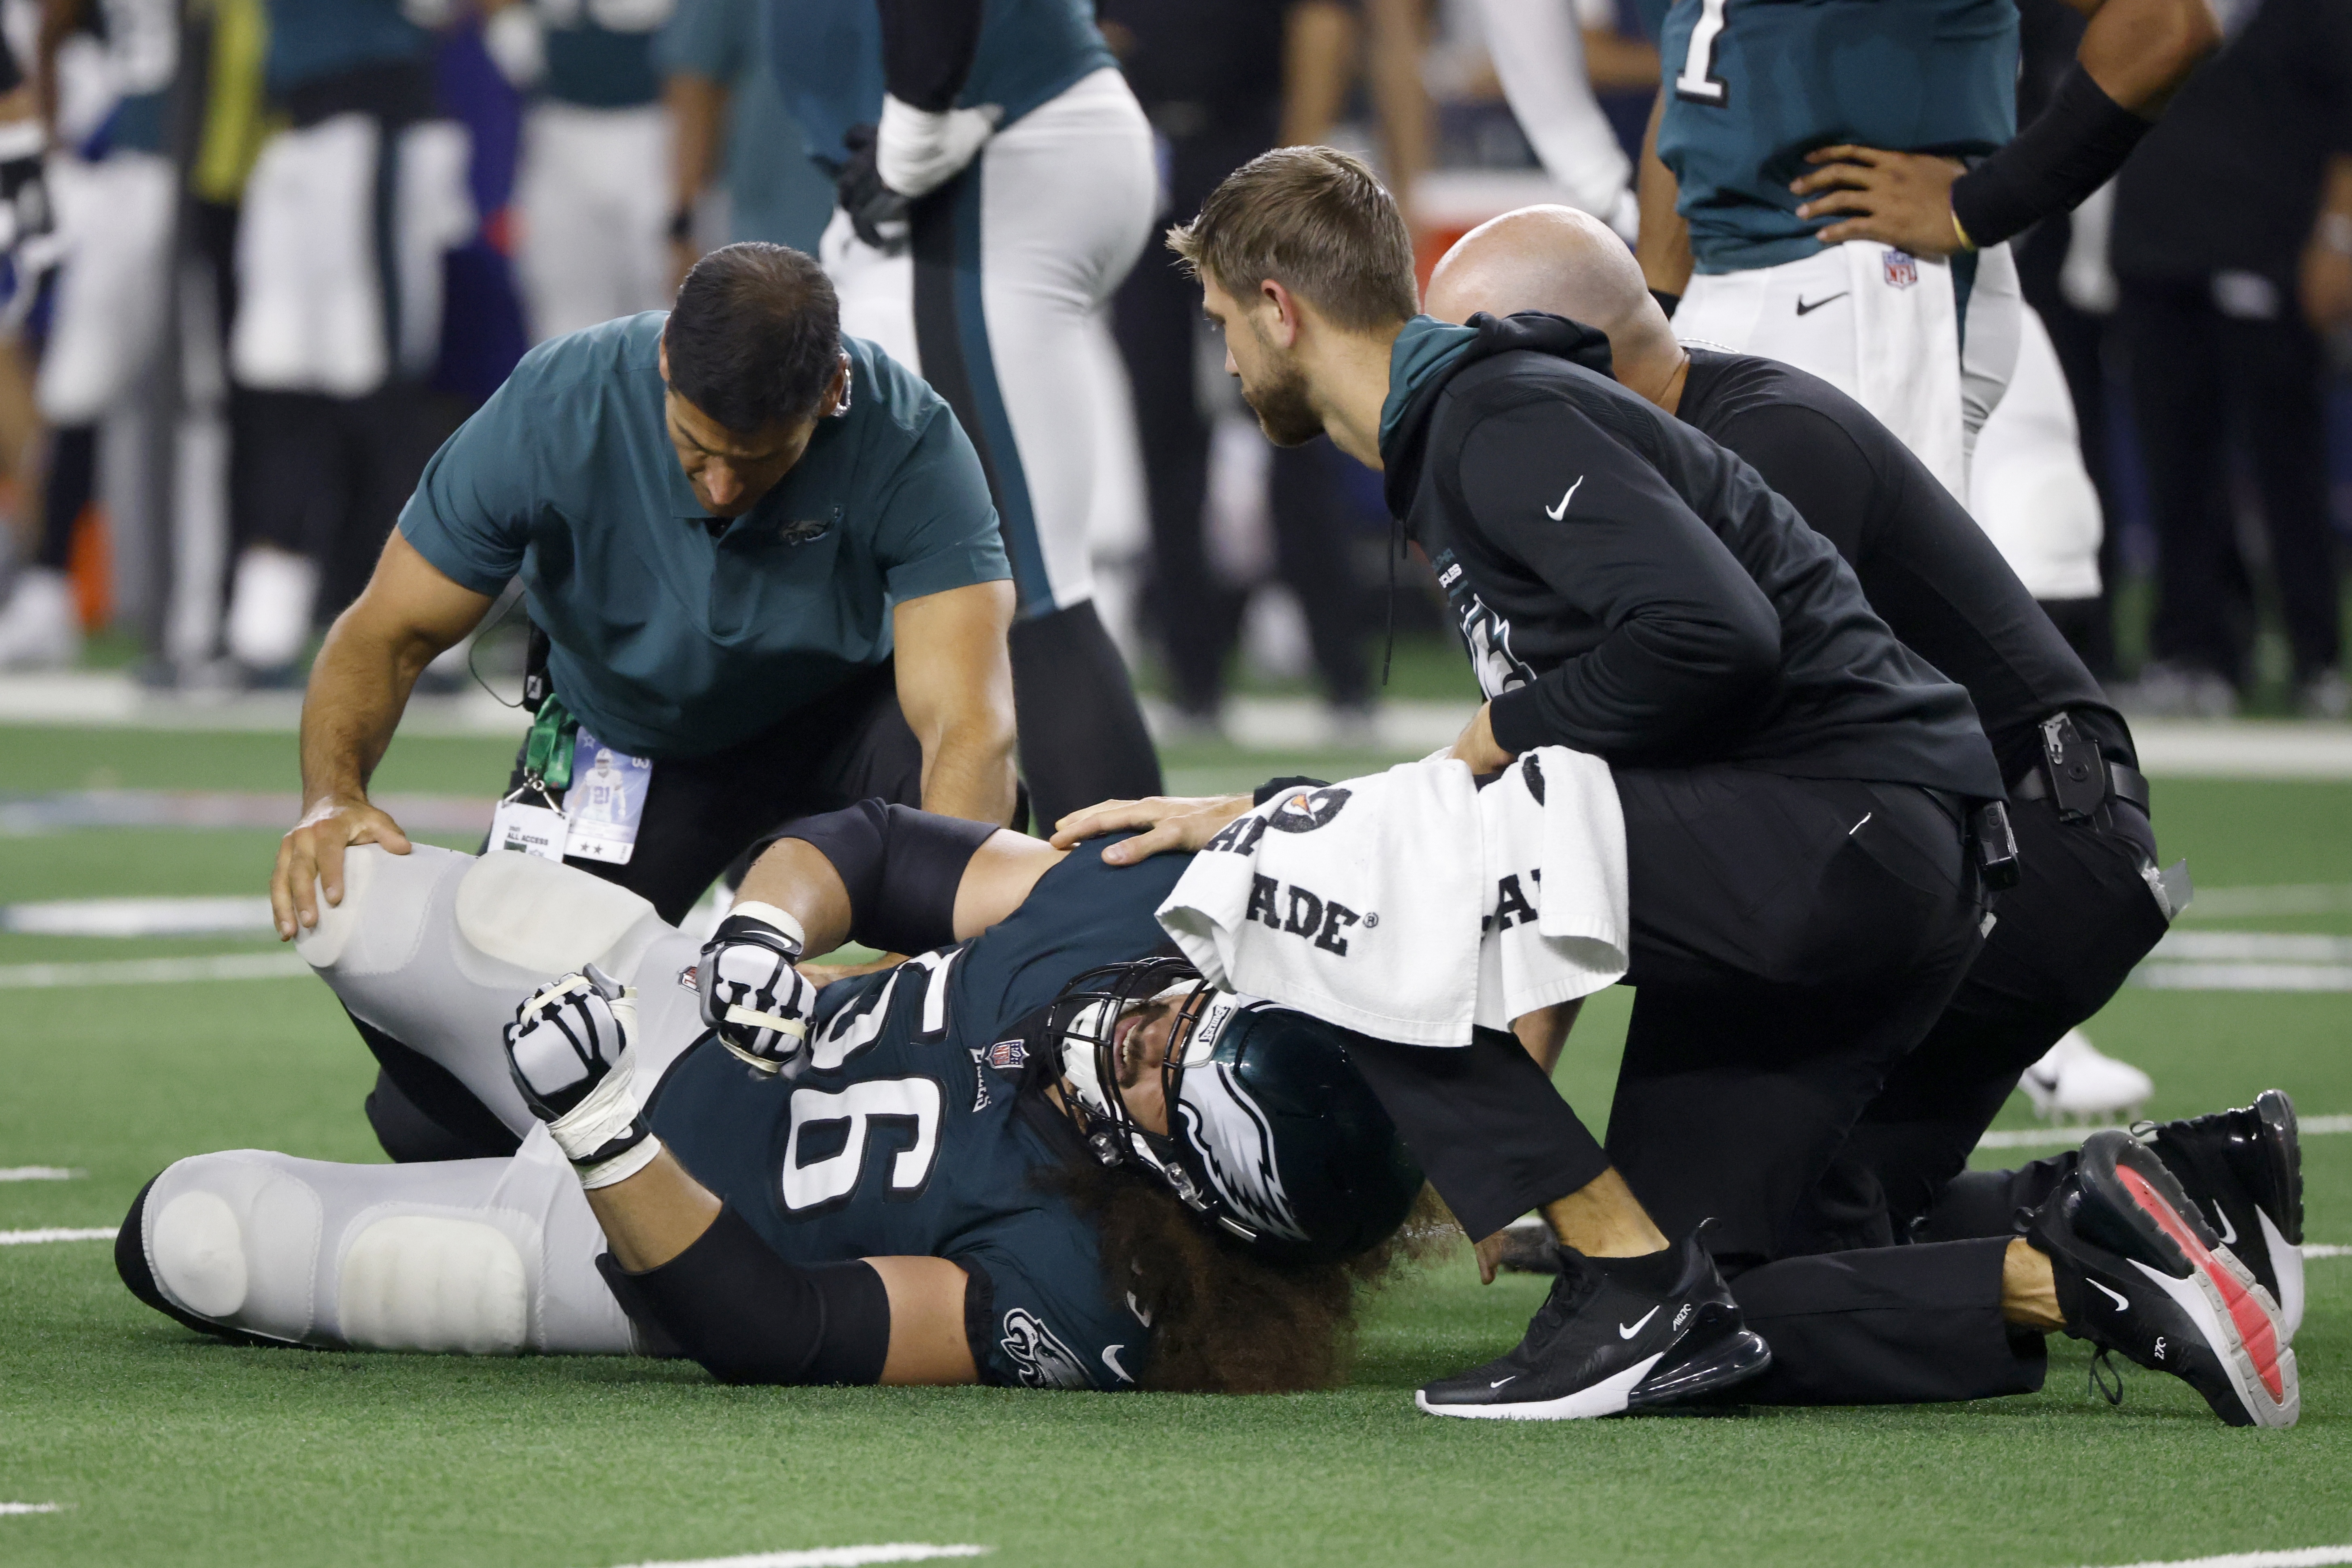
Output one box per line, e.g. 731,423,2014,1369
666,75,726,218
297,610,437,809
1636,91,1692,297
917,720,1017,825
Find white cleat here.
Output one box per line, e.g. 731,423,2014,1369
0,567,83,668
2022,1029,2153,1125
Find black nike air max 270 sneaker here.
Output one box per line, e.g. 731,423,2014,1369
2027,1129,2298,1428
1415,1225,1772,1420
2142,1090,2305,1340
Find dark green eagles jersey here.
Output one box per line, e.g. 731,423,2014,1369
537,0,677,109
1637,0,2019,273
647,837,1187,1390
766,0,1115,165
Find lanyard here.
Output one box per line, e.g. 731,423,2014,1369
519,693,577,800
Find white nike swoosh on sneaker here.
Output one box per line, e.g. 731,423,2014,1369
2090,1279,2131,1313
2209,1203,2238,1246
1490,1375,1516,1388
1618,1305,1661,1339
1545,477,1585,520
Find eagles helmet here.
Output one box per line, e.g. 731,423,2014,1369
1047,956,1423,1264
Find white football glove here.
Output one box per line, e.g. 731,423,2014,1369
875,93,1003,199
697,901,815,1072
503,965,659,1188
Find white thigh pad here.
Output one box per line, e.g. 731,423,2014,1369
339,1215,527,1354
453,849,662,977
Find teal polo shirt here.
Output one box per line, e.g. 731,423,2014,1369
399,313,1009,759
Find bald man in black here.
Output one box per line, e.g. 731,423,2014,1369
1428,206,2184,1407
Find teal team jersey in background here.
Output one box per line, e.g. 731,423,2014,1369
262,0,431,93
397,313,1008,758
536,0,675,108
1637,0,2019,272
657,0,839,250
765,0,1115,167
648,838,1187,1391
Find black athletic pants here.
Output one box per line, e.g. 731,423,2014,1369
1112,119,1369,719
2119,274,2341,687
1726,793,2168,1406
361,663,927,1161
1347,768,1983,1251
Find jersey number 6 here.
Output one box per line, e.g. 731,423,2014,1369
1675,0,1730,106
781,1076,945,1213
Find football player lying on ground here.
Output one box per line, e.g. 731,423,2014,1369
115,801,1427,1391
1051,792,2304,1428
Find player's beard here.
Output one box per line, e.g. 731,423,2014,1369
1240,341,1324,448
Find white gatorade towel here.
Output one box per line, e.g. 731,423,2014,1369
1156,752,1628,1046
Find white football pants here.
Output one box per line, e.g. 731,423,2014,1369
821,67,1155,616
131,844,727,1357
1674,239,2023,503
515,101,675,342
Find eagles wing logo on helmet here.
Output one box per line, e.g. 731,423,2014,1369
1000,1308,1092,1389
1265,786,1350,834
1175,1061,1308,1242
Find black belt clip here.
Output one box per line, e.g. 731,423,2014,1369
521,620,552,715
1969,799,2022,891
2037,712,2108,821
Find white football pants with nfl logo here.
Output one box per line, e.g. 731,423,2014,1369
1673,238,2099,601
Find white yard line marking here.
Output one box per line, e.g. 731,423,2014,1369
0,1228,116,1246
603,1547,989,1568
1976,1115,2352,1151
0,1503,62,1515
2132,930,2352,991
2302,1245,2350,1260
0,1167,79,1181
1,896,276,938
0,952,309,989
2078,1547,2352,1568
2152,932,2352,961
0,789,490,837
2133,965,2352,991
2186,883,2352,919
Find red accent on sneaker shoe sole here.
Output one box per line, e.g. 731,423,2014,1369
2117,1165,2284,1400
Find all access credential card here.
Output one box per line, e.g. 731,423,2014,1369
563,729,654,865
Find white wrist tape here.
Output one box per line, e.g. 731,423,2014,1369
545,1046,645,1163
726,900,806,954
575,1131,662,1191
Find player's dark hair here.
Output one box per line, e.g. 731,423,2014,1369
1048,1162,1449,1393
663,242,843,433
1167,146,1419,330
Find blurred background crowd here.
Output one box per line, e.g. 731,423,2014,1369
0,0,2346,728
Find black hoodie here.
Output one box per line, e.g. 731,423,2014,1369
1378,312,2000,796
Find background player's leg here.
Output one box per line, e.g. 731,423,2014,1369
2225,307,2342,702
1956,242,2024,471
119,1135,637,1355
913,73,1163,827
2123,277,2246,691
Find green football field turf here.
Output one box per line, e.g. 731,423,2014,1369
2,723,2348,1568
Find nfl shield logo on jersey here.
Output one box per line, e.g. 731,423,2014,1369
1882,250,1919,289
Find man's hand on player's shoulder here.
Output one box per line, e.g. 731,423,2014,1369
1448,702,1516,776
1050,794,1255,865
270,796,414,940
1790,146,1969,256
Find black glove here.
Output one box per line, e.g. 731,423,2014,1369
697,901,816,1071
0,129,49,256
836,123,911,253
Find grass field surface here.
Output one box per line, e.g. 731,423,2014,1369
2,722,2348,1567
